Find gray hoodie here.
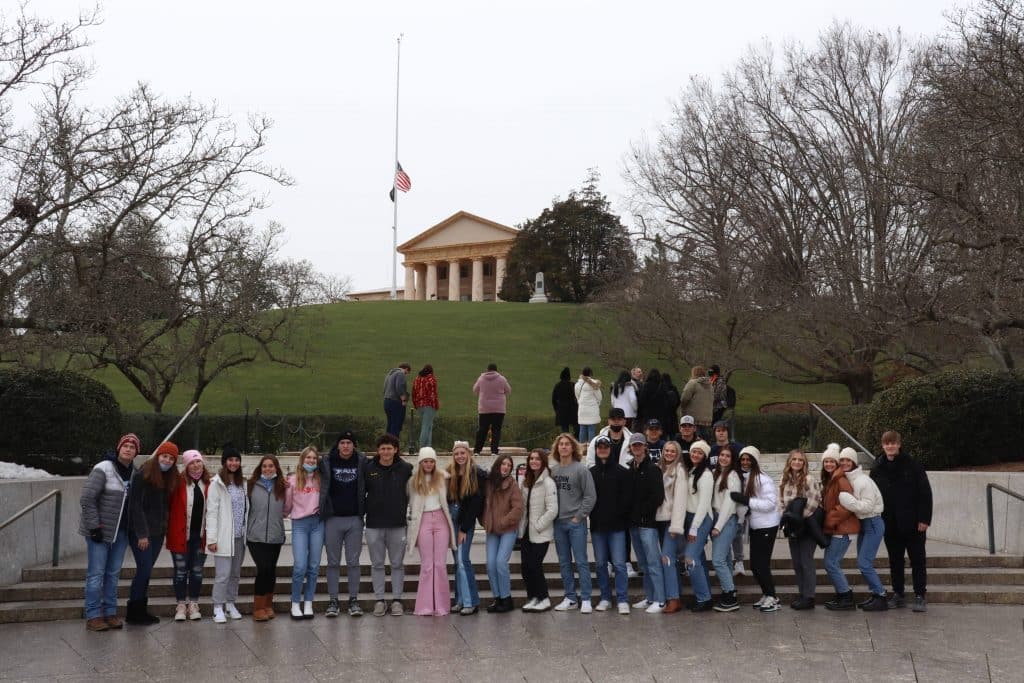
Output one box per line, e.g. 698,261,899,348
550,460,597,522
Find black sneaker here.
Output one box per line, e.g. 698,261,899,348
325,598,340,618
824,591,855,611
689,599,713,612
861,594,889,612
348,599,363,617
790,598,815,610
887,593,906,609
713,592,740,612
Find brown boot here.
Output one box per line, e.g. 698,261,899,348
86,617,109,631
105,614,124,629
252,594,269,622
264,593,275,619
663,599,683,614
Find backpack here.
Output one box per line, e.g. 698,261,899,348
726,385,737,409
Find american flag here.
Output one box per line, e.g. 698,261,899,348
394,161,411,193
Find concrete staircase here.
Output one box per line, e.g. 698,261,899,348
1,540,1020,623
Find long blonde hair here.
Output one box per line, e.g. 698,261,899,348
779,448,809,497
294,446,320,490
446,441,479,500
412,458,445,497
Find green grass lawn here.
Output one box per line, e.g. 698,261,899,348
90,301,852,417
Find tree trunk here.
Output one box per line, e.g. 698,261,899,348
843,368,876,404
981,334,1016,371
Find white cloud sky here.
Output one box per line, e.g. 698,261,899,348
26,0,961,289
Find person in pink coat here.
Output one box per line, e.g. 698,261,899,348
472,363,511,456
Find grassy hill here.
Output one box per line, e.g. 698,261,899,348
90,301,851,416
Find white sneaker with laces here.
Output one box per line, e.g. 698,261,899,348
734,561,747,576
626,564,639,578
580,600,593,614
595,600,612,612
554,598,578,611
632,598,651,609
291,602,304,619
521,598,539,612
225,603,242,620
645,602,665,614
533,598,552,611
752,595,767,609
759,596,780,612
187,601,201,621
213,605,226,624
174,602,187,621
617,602,630,615
303,601,314,618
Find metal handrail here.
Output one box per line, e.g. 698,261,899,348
986,483,1024,555
810,403,874,465
0,489,62,567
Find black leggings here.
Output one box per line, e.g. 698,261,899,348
520,539,550,600
247,541,282,594
749,526,778,597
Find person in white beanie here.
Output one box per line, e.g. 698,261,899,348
820,444,859,610
730,446,781,611
837,447,888,611
407,447,456,616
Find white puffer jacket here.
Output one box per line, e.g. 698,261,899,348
518,470,558,543
575,377,603,425
838,466,885,519
747,472,781,530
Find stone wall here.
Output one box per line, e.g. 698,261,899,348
927,471,1024,554
0,477,87,586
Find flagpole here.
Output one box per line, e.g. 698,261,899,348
390,34,403,301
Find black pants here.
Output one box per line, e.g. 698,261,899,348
247,541,283,595
520,539,550,600
475,413,505,454
749,526,778,597
884,528,927,597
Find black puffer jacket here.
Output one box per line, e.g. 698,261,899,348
871,451,932,534
589,458,632,533
628,456,664,529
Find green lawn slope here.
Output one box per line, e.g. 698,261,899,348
91,301,851,417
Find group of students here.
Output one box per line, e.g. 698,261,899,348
78,420,932,631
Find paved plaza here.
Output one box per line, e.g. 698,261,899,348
0,603,1021,682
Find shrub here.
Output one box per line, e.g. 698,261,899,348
733,414,811,452
809,404,871,452
860,369,1024,469
0,369,122,475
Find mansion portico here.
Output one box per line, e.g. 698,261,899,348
397,211,517,302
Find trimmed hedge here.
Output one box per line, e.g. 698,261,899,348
860,369,1024,469
809,405,871,452
120,411,816,455
0,369,122,475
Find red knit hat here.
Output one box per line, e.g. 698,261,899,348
153,441,179,462
117,433,141,453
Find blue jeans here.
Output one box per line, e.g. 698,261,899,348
486,531,516,598
578,424,597,443
591,530,628,603
711,514,739,593
659,524,680,601
418,406,436,448
825,534,853,593
129,532,164,601
449,503,480,608
291,515,325,602
171,535,207,602
85,530,129,619
630,526,665,605
554,519,592,602
857,516,886,596
683,512,712,602
383,398,406,437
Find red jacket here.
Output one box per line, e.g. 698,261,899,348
166,475,211,553
412,374,439,410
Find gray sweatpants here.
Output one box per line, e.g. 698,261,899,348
212,537,245,605
365,526,407,600
325,516,364,600
789,534,818,600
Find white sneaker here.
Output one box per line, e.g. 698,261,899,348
213,605,226,624
303,601,314,618
187,601,201,621
607,562,615,576
174,602,187,621
632,598,651,609
752,595,767,609
291,602,304,619
595,600,612,612
521,598,539,612
626,564,639,578
225,603,242,620
759,596,780,612
579,600,593,614
617,602,630,615
734,561,747,576
533,597,552,612
554,598,578,612
645,602,664,614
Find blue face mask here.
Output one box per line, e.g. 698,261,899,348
159,462,173,472
302,463,317,473
261,473,277,480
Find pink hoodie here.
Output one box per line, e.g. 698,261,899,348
473,370,511,414
284,472,320,520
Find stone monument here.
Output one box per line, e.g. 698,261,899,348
528,271,549,303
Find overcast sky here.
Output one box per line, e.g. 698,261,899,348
30,0,961,290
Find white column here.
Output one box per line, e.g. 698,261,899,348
416,264,427,301
426,262,438,301
495,256,507,301
403,264,415,300
448,259,460,301
471,259,484,302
